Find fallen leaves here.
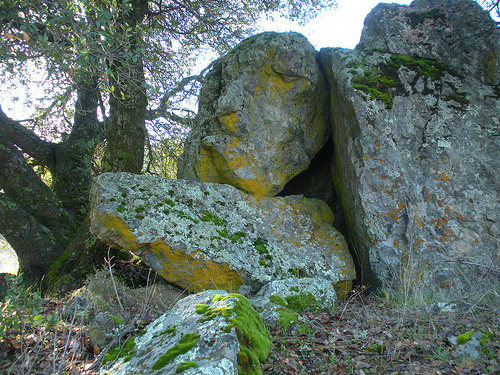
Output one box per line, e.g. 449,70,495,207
263,294,500,375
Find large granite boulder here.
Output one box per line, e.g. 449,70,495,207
177,32,330,196
104,290,270,375
357,0,500,85
320,0,500,295
90,173,355,295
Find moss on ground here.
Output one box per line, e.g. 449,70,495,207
102,335,137,364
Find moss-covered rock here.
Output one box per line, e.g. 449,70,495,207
104,290,270,375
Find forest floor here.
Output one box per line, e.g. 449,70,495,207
0,260,499,375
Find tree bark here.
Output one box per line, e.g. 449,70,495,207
101,0,149,174
0,80,106,290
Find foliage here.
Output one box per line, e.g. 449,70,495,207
0,273,57,339
480,0,500,22
0,0,337,130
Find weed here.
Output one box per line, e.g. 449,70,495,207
0,274,57,340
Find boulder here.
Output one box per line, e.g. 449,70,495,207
89,172,356,295
249,277,339,328
103,290,270,375
320,1,500,295
357,0,500,85
249,277,338,311
177,32,330,196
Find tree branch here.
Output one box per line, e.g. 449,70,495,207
145,62,214,121
0,105,57,170
0,130,75,244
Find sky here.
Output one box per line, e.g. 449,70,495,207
258,0,414,50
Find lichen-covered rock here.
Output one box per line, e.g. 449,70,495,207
357,0,500,85
90,173,355,294
177,31,330,196
320,42,500,295
104,290,270,375
249,277,338,328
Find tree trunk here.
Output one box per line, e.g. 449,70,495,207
101,0,148,174
1,0,149,292
45,216,110,294
0,80,105,290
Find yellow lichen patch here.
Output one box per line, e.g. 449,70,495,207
220,112,240,133
93,211,138,250
453,211,469,221
148,239,244,294
333,280,352,301
397,201,405,210
237,174,272,197
196,148,224,183
388,210,399,222
436,216,448,228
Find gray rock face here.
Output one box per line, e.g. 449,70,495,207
320,41,500,295
357,0,500,85
177,32,330,197
89,173,356,295
104,290,270,375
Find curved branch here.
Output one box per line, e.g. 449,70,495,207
0,105,57,169
146,62,214,121
0,130,75,244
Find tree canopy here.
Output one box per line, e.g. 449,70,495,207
0,0,337,289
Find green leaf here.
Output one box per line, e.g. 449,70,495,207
109,315,125,325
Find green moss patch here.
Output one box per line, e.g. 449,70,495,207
153,325,177,338
195,304,209,315
269,292,322,331
388,54,457,80
198,302,233,323
352,68,402,108
275,308,299,331
406,9,446,27
151,333,200,372
200,211,225,226
254,239,273,267
211,294,271,375
102,335,136,364
175,361,198,373
285,293,319,313
269,295,287,308
350,52,466,109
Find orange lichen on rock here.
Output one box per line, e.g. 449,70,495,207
148,239,244,294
